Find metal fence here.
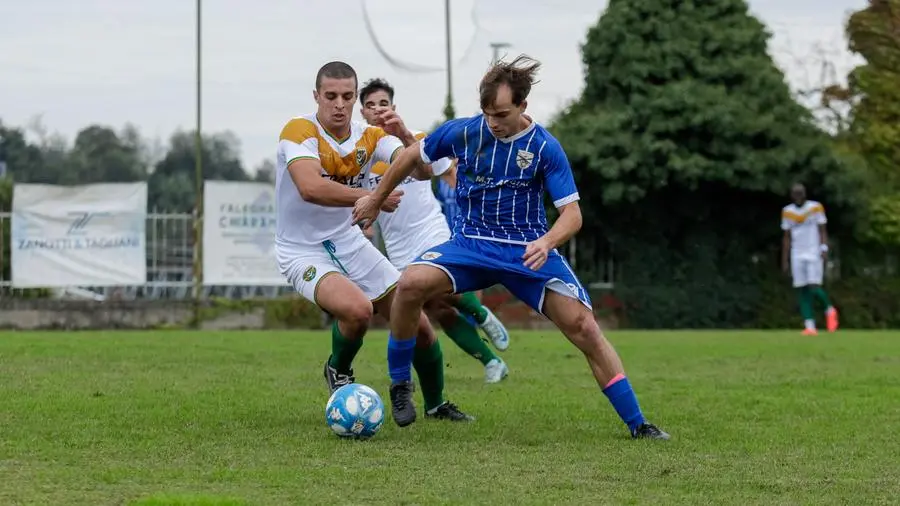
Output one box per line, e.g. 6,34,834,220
0,211,293,300
0,211,614,300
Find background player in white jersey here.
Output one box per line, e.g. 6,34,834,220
358,78,510,384
275,61,472,422
354,55,668,439
781,183,839,335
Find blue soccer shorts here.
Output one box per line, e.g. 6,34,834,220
409,235,592,315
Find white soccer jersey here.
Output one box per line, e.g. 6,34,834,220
366,131,453,268
274,114,403,251
781,200,827,259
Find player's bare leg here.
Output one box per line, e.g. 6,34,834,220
543,291,669,440
425,295,509,383
384,265,458,426
315,273,375,392
375,286,473,426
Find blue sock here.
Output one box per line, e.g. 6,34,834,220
602,375,646,432
387,334,416,383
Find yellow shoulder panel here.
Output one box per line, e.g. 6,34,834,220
782,210,803,223
279,118,318,143
370,161,390,176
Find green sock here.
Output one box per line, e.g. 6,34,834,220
327,321,363,374
454,292,489,324
413,340,445,412
798,287,814,321
810,286,832,309
444,313,498,365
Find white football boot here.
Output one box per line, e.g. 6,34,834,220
479,307,510,351
484,358,509,384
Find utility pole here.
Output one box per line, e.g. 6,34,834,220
192,0,204,322
490,42,511,64
441,0,455,120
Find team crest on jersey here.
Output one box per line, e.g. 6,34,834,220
355,147,368,167
516,149,534,169
302,266,316,282
420,251,442,260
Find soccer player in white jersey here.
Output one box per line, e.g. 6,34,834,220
354,55,669,439
781,183,839,335
275,61,472,422
358,78,510,384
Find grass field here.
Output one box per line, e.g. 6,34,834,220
1,329,898,505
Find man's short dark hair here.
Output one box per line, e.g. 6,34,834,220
479,54,541,109
359,78,395,103
315,61,357,90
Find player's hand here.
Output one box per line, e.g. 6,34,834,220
381,190,404,212
353,195,380,229
821,251,828,262
523,237,552,271
374,109,408,139
353,190,404,228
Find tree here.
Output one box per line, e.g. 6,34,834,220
253,159,275,183
550,0,859,327
0,121,43,184
149,130,250,211
826,0,900,247
68,124,148,183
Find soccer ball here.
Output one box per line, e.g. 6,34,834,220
324,383,385,439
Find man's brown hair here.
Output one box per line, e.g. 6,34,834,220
479,54,541,109
316,61,357,90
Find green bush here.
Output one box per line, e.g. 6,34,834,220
199,296,324,329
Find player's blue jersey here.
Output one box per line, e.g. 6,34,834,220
420,114,579,244
434,178,460,230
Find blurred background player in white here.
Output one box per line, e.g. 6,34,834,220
358,78,510,384
275,61,473,421
781,183,839,335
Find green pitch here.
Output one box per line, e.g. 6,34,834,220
1,330,897,505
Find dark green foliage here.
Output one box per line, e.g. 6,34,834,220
551,0,862,327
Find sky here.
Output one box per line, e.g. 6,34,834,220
0,0,867,173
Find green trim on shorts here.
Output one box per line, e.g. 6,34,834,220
370,282,397,303
312,271,340,308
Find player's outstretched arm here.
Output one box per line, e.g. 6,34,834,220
523,202,582,270
352,143,422,226
288,159,370,207
372,143,422,207
543,202,583,248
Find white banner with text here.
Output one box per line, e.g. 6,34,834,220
11,183,148,287
202,180,282,285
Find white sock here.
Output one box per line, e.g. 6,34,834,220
804,319,816,330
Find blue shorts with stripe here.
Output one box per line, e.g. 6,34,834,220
410,234,592,315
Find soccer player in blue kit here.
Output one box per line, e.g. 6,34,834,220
355,55,669,440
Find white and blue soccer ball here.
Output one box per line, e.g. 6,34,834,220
324,383,385,439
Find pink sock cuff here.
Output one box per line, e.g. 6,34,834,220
604,373,626,389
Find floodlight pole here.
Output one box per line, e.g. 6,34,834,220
442,0,455,120
192,0,204,322
490,42,511,64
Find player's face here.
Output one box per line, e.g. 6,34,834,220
482,84,527,138
791,185,806,204
314,77,358,132
360,90,395,126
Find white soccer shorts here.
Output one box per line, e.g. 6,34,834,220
387,218,452,271
278,230,400,305
791,256,824,287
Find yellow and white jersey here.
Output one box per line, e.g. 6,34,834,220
274,114,403,249
365,131,453,268
781,200,827,259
